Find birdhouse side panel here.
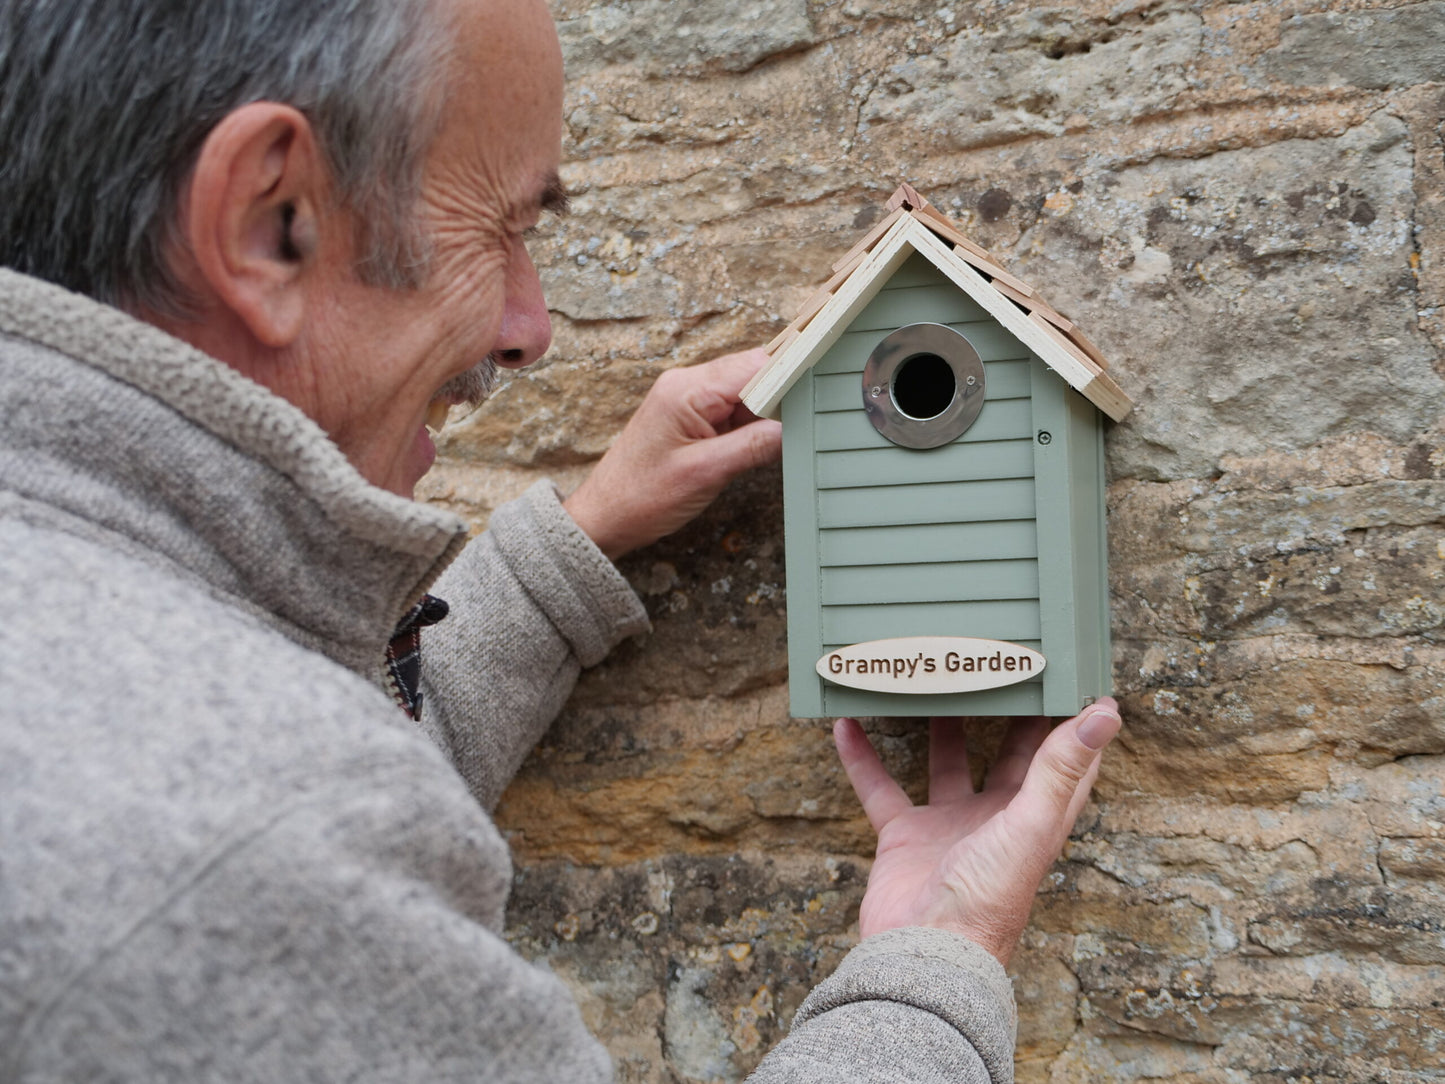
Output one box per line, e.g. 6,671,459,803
1066,382,1113,700
1030,357,1113,715
787,255,1050,717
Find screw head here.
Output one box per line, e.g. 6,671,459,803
1037,430,1053,445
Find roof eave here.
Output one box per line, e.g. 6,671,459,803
741,211,919,419
742,209,1133,423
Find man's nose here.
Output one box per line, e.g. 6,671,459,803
493,244,551,368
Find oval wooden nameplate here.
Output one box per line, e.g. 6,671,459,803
817,636,1047,694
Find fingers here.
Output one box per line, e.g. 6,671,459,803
1011,699,1121,844
644,351,779,447
657,349,770,425
983,716,1051,793
927,717,975,804
693,347,771,395
684,415,782,481
833,718,912,833
725,397,765,432
564,347,779,559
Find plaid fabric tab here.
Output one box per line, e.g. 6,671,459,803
384,594,450,720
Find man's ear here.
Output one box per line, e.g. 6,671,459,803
181,103,328,349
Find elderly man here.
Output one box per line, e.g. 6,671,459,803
0,0,1121,1080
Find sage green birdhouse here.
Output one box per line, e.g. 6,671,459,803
741,184,1132,718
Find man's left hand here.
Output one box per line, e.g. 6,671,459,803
564,348,783,560
835,701,1121,966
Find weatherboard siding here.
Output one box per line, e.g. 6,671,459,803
786,254,1053,717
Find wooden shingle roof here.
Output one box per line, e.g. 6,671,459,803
740,183,1132,422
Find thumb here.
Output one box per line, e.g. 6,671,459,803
1014,701,1120,840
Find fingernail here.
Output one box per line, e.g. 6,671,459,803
1077,709,1121,750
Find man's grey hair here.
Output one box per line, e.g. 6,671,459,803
0,0,452,316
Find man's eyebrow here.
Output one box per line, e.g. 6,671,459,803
540,172,570,217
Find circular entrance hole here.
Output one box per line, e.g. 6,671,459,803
891,352,957,420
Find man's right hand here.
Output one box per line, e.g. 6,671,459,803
834,700,1121,965
563,348,782,561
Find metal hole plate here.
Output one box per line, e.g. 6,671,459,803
862,323,986,450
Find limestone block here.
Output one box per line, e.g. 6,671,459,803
1264,3,1445,90
578,468,788,704
557,0,814,77
440,359,657,469
506,853,858,1082
1015,110,1445,481
1010,948,1081,1061
1380,836,1445,881
861,10,1204,150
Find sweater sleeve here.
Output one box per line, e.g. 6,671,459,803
415,480,651,811
746,928,1018,1084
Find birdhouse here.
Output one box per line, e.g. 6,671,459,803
742,184,1132,718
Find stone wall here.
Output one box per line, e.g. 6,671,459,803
418,1,1445,1079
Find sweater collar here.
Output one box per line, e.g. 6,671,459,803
0,268,470,677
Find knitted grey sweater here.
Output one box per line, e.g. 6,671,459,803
0,269,1016,1082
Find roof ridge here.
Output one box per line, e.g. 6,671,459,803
763,184,1109,374
743,184,1131,421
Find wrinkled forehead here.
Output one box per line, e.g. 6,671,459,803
427,0,565,218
